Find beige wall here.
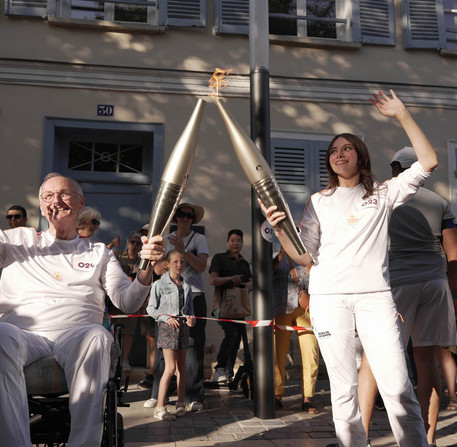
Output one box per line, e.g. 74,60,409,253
1,0,457,373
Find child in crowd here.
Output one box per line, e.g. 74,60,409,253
146,250,195,420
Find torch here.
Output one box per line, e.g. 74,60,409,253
139,98,206,270
215,99,307,256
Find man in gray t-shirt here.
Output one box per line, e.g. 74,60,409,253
358,147,457,445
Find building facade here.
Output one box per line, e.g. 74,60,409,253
1,0,457,369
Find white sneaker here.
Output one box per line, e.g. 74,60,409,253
153,407,175,420
143,398,158,408
122,360,131,371
213,368,227,383
186,401,203,411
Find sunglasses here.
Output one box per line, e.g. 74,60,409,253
176,211,194,220
91,219,100,226
6,214,23,220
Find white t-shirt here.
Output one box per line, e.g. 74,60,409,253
165,231,209,293
299,161,430,295
0,228,150,339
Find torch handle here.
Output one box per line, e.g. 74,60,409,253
253,175,307,256
139,181,184,271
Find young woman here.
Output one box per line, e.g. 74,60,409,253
147,250,196,420
262,90,437,447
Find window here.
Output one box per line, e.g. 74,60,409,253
44,118,162,183
68,142,144,173
4,0,206,28
65,0,157,24
59,0,158,24
271,132,330,223
269,0,337,40
214,0,395,46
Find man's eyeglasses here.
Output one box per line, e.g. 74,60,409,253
176,211,194,220
6,214,22,220
40,190,79,203
91,219,100,226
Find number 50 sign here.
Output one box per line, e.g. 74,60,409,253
97,105,114,116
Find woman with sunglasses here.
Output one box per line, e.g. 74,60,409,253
76,207,101,238
262,90,437,447
77,206,120,249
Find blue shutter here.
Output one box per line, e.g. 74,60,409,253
160,0,206,27
272,137,329,223
4,0,47,17
402,0,446,48
358,0,396,45
214,0,249,35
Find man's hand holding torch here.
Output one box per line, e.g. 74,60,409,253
137,235,166,285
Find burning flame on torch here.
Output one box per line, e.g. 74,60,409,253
209,68,232,98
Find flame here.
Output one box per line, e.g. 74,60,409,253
209,68,232,98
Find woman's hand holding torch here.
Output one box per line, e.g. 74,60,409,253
259,199,312,267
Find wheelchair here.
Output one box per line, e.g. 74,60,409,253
25,324,129,447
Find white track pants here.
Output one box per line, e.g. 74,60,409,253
0,322,113,447
311,292,428,447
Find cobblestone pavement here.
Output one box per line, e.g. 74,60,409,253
120,369,457,447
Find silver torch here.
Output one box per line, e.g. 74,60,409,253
139,99,206,270
215,99,307,255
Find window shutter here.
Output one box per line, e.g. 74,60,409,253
358,0,396,45
273,143,307,194
402,0,446,48
161,0,206,27
4,0,47,17
272,138,329,222
214,0,249,35
317,143,329,190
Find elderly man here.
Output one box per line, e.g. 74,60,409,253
6,204,28,228
0,172,164,447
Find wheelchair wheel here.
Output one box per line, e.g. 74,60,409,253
101,412,124,447
116,413,125,447
101,379,125,447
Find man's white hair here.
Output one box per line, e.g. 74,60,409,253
39,172,84,202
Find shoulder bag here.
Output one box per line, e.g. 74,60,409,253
286,255,310,312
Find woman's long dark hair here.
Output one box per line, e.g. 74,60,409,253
324,133,377,199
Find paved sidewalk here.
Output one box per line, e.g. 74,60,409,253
120,369,457,447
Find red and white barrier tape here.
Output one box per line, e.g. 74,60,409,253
110,314,313,332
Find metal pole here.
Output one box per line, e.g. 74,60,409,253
249,0,275,419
